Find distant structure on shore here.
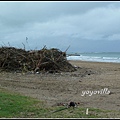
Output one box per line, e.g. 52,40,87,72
67,53,80,57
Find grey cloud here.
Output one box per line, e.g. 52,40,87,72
0,2,114,27
1,1,120,52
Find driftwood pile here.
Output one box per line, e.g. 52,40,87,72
0,46,76,73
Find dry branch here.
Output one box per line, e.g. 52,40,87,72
0,46,76,73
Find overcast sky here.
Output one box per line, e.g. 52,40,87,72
0,1,120,52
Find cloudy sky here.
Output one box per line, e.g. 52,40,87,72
0,1,120,52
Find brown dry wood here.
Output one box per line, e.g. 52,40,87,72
0,46,75,73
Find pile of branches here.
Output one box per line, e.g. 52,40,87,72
0,46,76,73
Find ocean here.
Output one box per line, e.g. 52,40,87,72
67,52,120,63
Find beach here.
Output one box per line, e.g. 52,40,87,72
0,60,120,116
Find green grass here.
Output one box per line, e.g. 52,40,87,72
0,88,47,118
0,88,119,118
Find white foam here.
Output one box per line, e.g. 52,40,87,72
67,55,120,63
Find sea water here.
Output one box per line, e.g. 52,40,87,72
67,52,120,63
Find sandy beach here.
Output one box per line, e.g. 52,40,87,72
0,60,120,115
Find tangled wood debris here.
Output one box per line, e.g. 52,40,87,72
0,46,76,73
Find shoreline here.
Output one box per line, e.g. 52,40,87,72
68,60,120,63
68,59,120,64
67,53,120,63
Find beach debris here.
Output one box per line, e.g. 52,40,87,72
0,46,76,73
68,102,77,109
86,108,89,115
67,101,80,109
55,101,80,108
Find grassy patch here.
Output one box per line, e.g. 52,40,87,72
0,88,47,118
45,106,105,118
0,88,119,118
